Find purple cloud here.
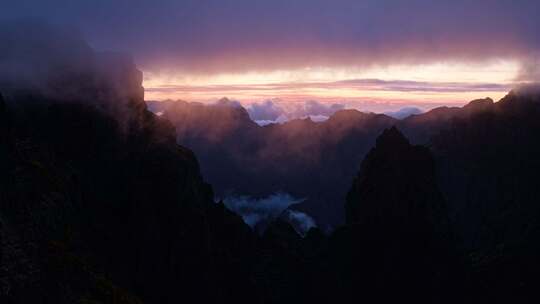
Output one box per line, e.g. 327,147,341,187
2,1,540,75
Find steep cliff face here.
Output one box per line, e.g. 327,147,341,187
346,126,448,229
337,127,459,303
0,23,256,302
0,92,259,303
430,88,540,302
432,92,540,250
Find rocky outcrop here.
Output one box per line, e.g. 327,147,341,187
338,127,459,303
0,95,257,303
346,126,448,228
0,28,256,302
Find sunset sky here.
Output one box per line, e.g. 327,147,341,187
3,0,540,112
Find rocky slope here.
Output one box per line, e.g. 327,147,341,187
337,127,460,303
0,23,256,302
0,91,260,304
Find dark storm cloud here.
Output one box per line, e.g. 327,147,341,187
1,1,540,75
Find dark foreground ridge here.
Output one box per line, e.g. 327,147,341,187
0,91,259,303
3,87,540,303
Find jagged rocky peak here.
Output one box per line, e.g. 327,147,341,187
346,126,446,228
158,97,257,133
215,97,240,107
463,97,494,111
340,126,459,301
214,97,253,118
374,125,410,150
263,218,302,248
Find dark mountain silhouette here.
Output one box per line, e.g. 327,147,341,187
346,126,448,228
4,85,540,303
0,65,256,303
429,89,540,302
339,126,459,303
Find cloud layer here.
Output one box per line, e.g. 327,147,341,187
222,192,316,236
384,107,424,120
0,20,143,112
145,78,513,101
2,1,540,75
244,100,345,125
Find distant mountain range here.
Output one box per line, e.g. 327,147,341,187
146,94,531,234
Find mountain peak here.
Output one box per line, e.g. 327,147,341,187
346,126,444,226
464,97,494,108
375,126,410,150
